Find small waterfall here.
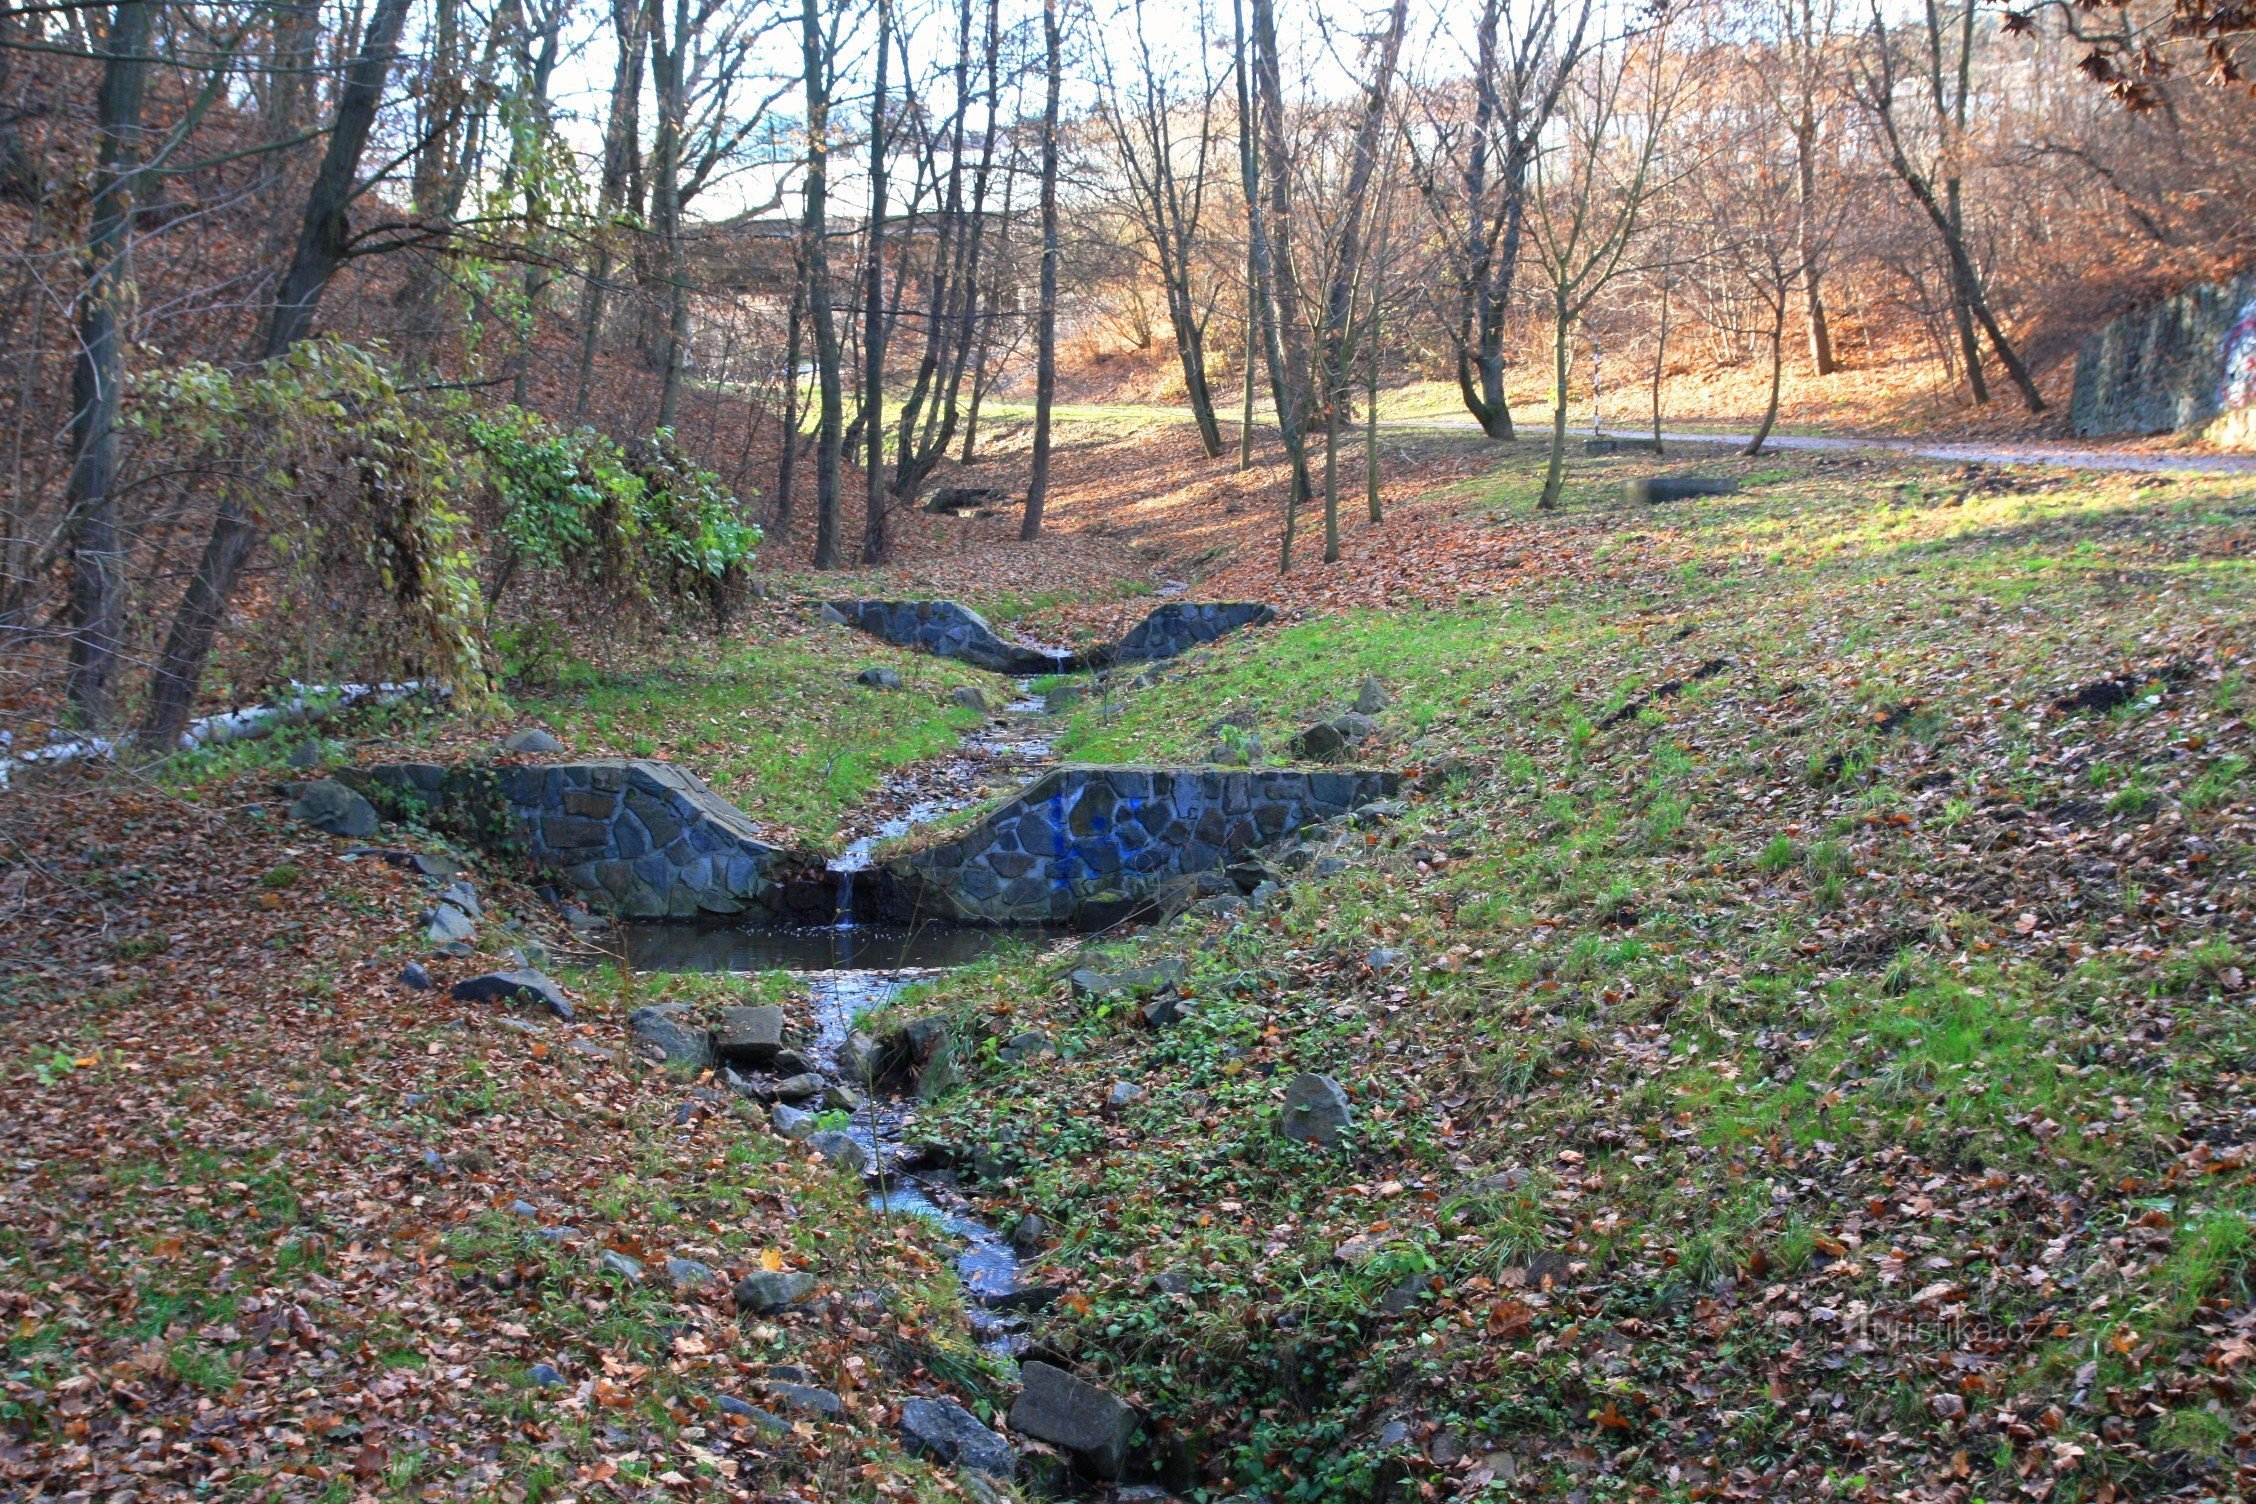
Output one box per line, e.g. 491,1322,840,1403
828,833,878,930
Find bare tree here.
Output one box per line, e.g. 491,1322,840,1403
1020,0,1063,541
574,0,651,417
803,0,847,568
1094,0,1227,457
1413,0,1594,441
1528,16,1679,509
1316,0,1409,564
859,0,892,561
1857,0,2044,411
63,0,158,725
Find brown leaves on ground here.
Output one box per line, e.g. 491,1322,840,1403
0,772,987,1501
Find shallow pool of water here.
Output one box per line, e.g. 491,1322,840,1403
620,920,1034,972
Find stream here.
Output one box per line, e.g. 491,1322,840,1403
620,677,1067,1351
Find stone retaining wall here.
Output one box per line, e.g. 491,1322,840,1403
1099,602,1274,665
346,759,827,920
879,764,1398,925
824,600,1074,675
825,598,1276,675
2071,274,2256,443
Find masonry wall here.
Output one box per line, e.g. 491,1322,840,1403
347,759,828,920
882,764,1399,925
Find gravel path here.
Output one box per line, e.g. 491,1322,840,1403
1405,421,2256,476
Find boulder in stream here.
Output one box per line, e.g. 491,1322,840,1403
879,1017,961,1101
807,1131,869,1173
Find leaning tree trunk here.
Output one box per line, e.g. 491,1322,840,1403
138,0,412,750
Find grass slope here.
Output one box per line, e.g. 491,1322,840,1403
871,452,2256,1502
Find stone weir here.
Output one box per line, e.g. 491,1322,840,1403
824,598,1274,674
342,760,835,921
822,600,1075,676
867,764,1398,926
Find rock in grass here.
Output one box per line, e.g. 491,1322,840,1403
900,1395,1016,1476
950,684,992,712
763,1381,844,1418
399,961,433,991
1009,1362,1141,1480
856,666,903,690
527,1362,565,1387
733,1269,817,1314
1354,676,1392,714
770,1102,818,1140
665,1257,715,1289
501,727,566,754
450,968,574,1020
1626,474,1738,505
599,1249,645,1284
426,902,476,948
1279,1073,1353,1147
628,1003,716,1069
288,779,379,838
716,1394,790,1433
1069,959,1185,1001
1292,713,1381,762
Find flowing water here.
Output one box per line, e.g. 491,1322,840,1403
622,678,1067,1350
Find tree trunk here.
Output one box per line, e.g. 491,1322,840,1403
573,0,647,418
509,3,564,406
139,0,413,749
1794,111,1836,376
803,0,845,568
1650,255,1669,453
1247,0,1313,568
1365,224,1383,525
1746,295,1786,456
860,0,892,563
1020,0,1062,542
1322,394,1340,562
1944,181,1988,406
775,280,805,536
651,0,689,431
1234,1,1259,472
1312,0,1405,562
64,0,156,727
1539,293,1570,509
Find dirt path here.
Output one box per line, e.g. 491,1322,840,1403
1397,419,2256,475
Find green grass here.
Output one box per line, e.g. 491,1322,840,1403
507,635,991,850
840,442,2256,1502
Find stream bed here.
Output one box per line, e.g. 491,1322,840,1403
623,678,1071,1351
